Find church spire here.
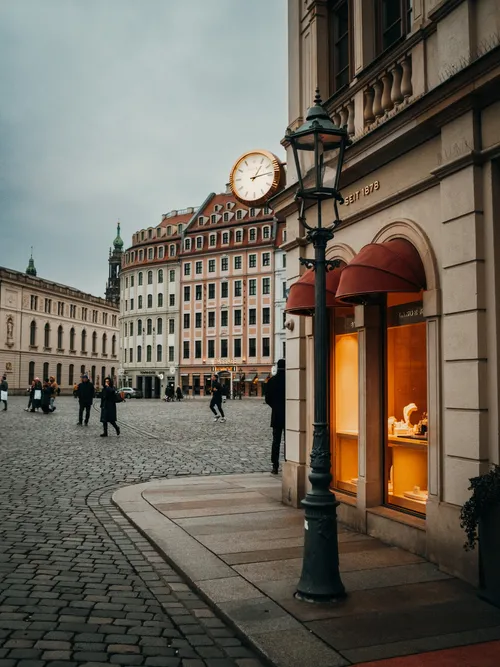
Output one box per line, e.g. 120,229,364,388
26,247,37,277
105,222,123,304
113,221,124,250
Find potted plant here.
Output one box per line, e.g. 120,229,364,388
460,464,500,607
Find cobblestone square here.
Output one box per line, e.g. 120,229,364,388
0,395,274,666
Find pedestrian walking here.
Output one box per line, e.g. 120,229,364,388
265,359,286,474
25,380,35,411
0,375,8,411
176,386,183,401
100,377,121,437
209,373,226,423
40,379,53,414
31,378,42,412
76,373,95,426
48,376,58,411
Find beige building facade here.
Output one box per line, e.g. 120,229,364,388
272,0,500,585
0,265,119,394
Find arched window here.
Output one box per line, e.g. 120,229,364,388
158,269,163,284
44,323,51,348
56,363,62,385
101,366,106,383
185,238,191,250
81,329,87,352
30,320,37,346
70,327,75,351
158,293,163,308
92,331,97,353
29,361,35,384
43,362,49,380
111,367,115,383
146,345,152,362
147,319,152,335
148,270,153,285
69,364,74,386
157,318,163,335
138,272,143,286
137,345,142,362
112,335,116,356
91,365,96,383
157,344,162,362
138,319,142,335
169,244,175,256
147,294,153,308
57,325,63,349
102,333,107,355
80,364,85,376
138,295,143,309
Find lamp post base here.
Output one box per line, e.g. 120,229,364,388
295,490,346,603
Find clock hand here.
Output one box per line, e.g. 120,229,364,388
250,166,262,181
252,171,273,179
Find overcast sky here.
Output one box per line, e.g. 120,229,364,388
0,0,287,298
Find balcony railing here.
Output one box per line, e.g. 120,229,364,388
363,52,413,128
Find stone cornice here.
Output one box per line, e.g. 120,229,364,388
427,0,465,23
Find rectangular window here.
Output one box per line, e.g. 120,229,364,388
195,285,202,300
282,254,287,268
169,270,175,282
129,348,133,363
262,307,270,324
196,236,203,248
249,338,256,357
169,294,175,307
208,283,216,299
130,298,134,310
221,339,228,357
249,308,256,325
329,0,352,92
249,229,256,241
236,210,243,220
183,313,190,329
376,0,412,53
234,309,241,326
221,311,228,327
130,275,135,287
169,319,175,334
262,337,270,357
249,279,257,296
184,286,191,302
168,346,174,362
221,282,228,299
195,261,203,274
235,230,243,242
208,259,215,272
234,338,241,357
262,277,270,295
208,339,215,358
209,235,216,247
234,280,242,297
222,232,229,244
263,227,271,239
234,256,242,270
208,312,215,328
221,257,229,271
262,252,270,266
184,263,191,276
249,254,257,268
183,341,190,359
195,312,202,328
195,340,202,358
282,282,288,299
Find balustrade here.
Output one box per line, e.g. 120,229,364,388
363,53,413,129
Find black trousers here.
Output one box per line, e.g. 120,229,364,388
210,397,224,418
78,403,91,424
103,421,119,434
271,426,284,468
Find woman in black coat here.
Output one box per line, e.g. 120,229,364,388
100,377,120,437
41,379,53,414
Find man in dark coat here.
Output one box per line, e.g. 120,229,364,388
265,359,286,474
100,377,120,437
77,373,95,426
0,375,8,411
209,374,225,422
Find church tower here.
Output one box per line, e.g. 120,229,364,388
105,222,123,304
26,248,37,277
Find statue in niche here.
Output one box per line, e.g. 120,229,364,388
6,317,14,347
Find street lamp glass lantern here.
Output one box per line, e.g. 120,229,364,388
285,89,349,201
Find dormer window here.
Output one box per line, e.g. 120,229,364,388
236,210,243,220
223,212,229,222
209,233,217,247
184,238,191,250
211,214,217,224
141,231,145,240
249,208,255,217
178,224,183,234
148,229,152,238
226,202,232,209
263,206,270,214
214,204,221,213
166,225,172,236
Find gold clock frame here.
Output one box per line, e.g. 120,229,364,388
229,149,286,207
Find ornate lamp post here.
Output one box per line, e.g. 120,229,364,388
285,89,350,603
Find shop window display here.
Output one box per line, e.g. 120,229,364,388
385,292,428,515
331,307,359,494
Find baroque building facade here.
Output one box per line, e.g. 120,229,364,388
273,0,500,585
119,189,287,398
0,256,119,394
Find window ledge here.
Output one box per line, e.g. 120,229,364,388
57,348,64,353
69,349,76,354
332,489,357,507
367,505,426,531
43,347,52,352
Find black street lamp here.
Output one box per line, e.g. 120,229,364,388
285,89,350,603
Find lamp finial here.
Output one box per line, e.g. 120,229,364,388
314,88,323,105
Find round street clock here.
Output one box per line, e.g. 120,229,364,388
229,149,286,206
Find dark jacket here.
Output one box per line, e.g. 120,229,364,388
210,380,223,402
100,385,117,423
77,380,95,406
265,371,286,429
41,384,52,412
0,378,8,392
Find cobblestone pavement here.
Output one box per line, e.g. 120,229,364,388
0,396,274,667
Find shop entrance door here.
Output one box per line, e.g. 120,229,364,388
144,376,152,399
154,377,161,398
136,376,143,394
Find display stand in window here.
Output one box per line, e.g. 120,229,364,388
385,292,428,515
331,308,359,495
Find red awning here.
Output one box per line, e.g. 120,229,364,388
336,239,426,304
286,266,343,316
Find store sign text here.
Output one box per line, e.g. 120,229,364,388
343,180,380,206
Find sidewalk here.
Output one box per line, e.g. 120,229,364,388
113,473,500,667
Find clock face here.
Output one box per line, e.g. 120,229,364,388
229,150,285,206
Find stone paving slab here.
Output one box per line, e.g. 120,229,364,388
114,472,500,667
